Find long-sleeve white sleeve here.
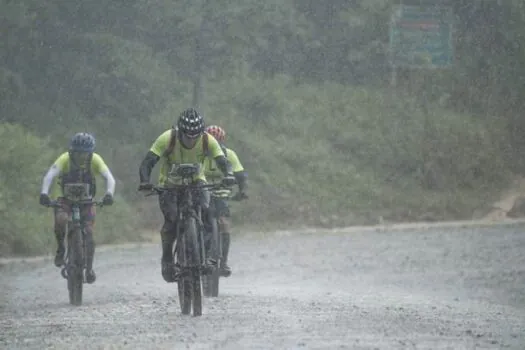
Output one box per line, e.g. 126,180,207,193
100,169,116,196
41,165,60,194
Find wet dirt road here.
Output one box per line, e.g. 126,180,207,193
1,225,525,349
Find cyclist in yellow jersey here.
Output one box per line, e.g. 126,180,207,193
203,125,248,277
39,133,115,284
138,108,236,283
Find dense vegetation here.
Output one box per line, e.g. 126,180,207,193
1,0,523,256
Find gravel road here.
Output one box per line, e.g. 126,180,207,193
1,225,525,349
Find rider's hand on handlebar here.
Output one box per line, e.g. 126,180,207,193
221,175,236,187
102,193,114,206
39,193,51,207
138,183,154,192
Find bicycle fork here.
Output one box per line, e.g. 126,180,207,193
172,208,211,281
60,213,87,283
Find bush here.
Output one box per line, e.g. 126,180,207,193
0,123,56,256
190,75,508,225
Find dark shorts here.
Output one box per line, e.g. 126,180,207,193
210,196,230,217
53,198,96,236
54,197,96,222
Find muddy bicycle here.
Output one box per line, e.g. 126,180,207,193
45,183,104,306
146,163,231,316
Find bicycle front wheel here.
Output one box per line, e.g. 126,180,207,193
67,226,84,306
176,216,202,316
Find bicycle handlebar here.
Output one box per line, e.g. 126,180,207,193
144,183,232,197
46,200,105,208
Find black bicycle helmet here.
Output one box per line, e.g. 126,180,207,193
177,108,204,137
69,132,96,153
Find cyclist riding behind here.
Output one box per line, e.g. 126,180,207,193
203,125,248,277
39,132,115,284
138,108,235,283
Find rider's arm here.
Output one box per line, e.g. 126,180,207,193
139,130,171,183
41,152,68,194
41,165,60,195
234,170,248,193
92,154,116,195
207,136,233,176
214,155,233,176
100,169,116,195
227,149,248,192
139,151,160,183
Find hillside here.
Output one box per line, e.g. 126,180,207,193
1,0,523,256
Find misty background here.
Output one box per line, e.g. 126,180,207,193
1,0,524,256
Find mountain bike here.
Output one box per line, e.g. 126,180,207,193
46,183,104,306
146,163,228,316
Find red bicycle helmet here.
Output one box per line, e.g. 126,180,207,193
206,125,226,143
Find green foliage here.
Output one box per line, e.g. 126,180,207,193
0,0,522,254
0,123,56,255
150,75,509,225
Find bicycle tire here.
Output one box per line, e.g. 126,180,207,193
176,216,202,316
68,226,84,306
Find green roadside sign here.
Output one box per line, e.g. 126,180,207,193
389,5,454,68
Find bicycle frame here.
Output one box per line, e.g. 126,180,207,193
174,183,204,270
46,192,103,306
144,163,234,315
148,185,230,274
50,199,103,280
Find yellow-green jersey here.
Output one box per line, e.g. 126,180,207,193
149,129,225,186
203,147,244,197
49,152,110,199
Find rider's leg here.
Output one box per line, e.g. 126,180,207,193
53,199,69,267
216,198,232,277
82,204,97,284
159,191,178,282
218,216,232,277
202,197,216,256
